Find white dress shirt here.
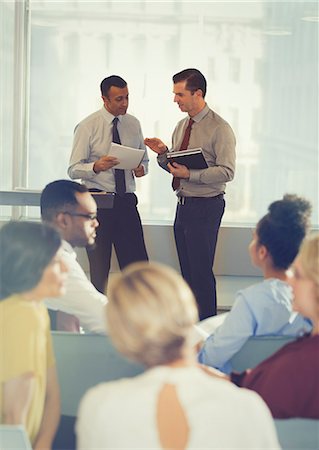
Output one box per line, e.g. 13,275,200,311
68,107,149,192
45,240,107,334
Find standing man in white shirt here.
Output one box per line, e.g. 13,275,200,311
68,75,149,293
41,179,107,333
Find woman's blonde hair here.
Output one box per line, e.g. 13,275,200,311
106,262,198,367
298,234,319,303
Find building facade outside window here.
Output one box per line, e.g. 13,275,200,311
1,1,318,226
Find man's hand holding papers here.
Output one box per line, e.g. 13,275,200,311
109,143,145,170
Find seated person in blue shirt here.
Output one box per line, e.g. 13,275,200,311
198,194,312,373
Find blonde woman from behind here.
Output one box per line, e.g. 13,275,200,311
76,262,280,450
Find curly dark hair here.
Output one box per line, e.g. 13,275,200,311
256,194,311,269
0,221,61,300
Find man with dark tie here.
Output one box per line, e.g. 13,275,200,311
145,68,236,319
68,75,148,292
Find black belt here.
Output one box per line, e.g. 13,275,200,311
177,194,224,205
88,189,133,197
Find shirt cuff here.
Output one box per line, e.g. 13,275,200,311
89,162,99,176
141,163,148,175
157,152,168,164
189,170,201,183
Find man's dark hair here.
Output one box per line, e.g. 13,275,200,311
173,68,207,98
41,179,88,222
0,221,61,299
256,194,312,269
100,75,127,98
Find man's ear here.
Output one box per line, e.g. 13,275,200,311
55,212,69,230
195,89,203,99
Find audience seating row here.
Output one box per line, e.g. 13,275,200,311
229,335,295,371
274,419,319,450
51,331,144,417
2,413,319,450
52,332,295,416
40,333,319,449
0,425,32,450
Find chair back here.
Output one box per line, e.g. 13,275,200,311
274,418,319,450
52,332,144,416
230,335,296,371
0,425,32,450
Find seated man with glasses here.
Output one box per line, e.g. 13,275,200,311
63,211,98,221
40,179,107,333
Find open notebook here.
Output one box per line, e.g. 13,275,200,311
0,425,32,450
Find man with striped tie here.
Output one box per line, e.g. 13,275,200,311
145,68,236,319
69,76,149,293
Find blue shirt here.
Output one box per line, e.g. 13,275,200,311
198,278,312,373
68,107,149,192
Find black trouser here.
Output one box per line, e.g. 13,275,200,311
174,195,225,320
87,193,148,293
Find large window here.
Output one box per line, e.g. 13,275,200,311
0,1,15,218
1,1,318,225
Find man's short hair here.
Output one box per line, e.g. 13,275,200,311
100,75,127,98
173,68,207,98
41,179,88,222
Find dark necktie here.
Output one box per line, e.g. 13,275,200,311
172,118,194,191
112,117,126,196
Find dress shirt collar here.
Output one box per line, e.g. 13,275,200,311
62,239,77,259
101,106,124,124
191,103,209,123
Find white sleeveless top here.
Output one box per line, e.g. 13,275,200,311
76,365,280,449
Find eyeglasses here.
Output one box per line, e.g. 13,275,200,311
62,212,98,221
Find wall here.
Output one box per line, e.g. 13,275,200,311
76,223,263,309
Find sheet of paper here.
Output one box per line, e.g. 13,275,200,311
195,312,229,336
168,147,203,157
109,143,145,170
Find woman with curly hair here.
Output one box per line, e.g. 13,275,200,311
231,233,319,418
199,194,312,373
